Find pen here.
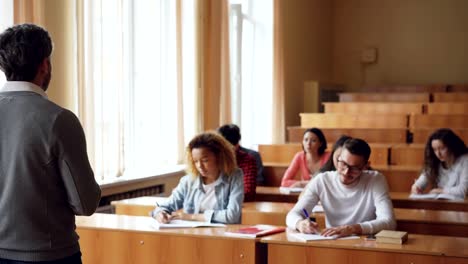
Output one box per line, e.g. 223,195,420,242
302,208,316,222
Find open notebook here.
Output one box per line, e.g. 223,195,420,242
151,219,226,230
288,232,360,242
409,193,462,201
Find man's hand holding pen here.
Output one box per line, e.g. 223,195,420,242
297,208,320,234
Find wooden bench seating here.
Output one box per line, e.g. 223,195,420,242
262,163,419,191
338,92,430,102
432,92,468,102
300,113,408,129
323,102,425,115
410,128,468,144
258,143,390,166
427,102,468,114
287,127,408,144
409,114,468,129
389,144,425,166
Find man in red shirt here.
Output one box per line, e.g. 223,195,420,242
218,124,257,201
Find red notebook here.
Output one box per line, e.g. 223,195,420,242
225,225,286,238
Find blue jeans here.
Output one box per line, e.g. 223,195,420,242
0,252,81,264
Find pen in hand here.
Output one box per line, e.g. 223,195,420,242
300,208,319,234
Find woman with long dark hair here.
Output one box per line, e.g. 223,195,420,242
281,128,330,187
411,128,468,198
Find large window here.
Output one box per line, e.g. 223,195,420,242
82,0,273,181
82,0,196,181
228,0,273,148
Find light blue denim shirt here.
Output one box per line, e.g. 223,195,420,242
153,168,244,224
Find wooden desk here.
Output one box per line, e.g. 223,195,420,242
300,113,408,129
111,196,167,216
323,102,425,115
411,128,468,144
394,208,468,237
287,127,408,144
242,203,468,237
262,164,419,191
427,102,468,114
76,213,263,264
261,231,468,264
409,114,468,129
256,187,468,212
390,192,468,211
259,143,390,166
389,144,424,166
338,92,431,102
433,92,468,102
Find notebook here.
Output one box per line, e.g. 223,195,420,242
151,219,226,230
409,193,462,201
225,225,286,238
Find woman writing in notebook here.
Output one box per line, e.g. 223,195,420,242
153,132,244,224
411,128,468,199
281,128,330,187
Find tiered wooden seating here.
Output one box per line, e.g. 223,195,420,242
338,92,430,102
411,128,468,144
374,165,420,191
409,114,468,129
323,102,425,115
389,144,424,166
427,102,468,114
259,143,390,167
432,92,468,102
300,113,408,129
363,85,447,93
287,127,407,144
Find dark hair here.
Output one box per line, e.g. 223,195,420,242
422,128,468,186
342,138,371,163
0,24,52,81
217,124,241,146
320,135,352,172
186,132,237,178
302,128,327,155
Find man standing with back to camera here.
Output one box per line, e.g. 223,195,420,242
0,24,101,263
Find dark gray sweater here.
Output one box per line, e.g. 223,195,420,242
0,84,101,261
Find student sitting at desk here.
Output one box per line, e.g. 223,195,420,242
286,138,396,237
217,124,258,202
281,128,330,188
153,132,244,224
411,128,468,199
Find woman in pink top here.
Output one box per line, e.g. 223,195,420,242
281,128,330,187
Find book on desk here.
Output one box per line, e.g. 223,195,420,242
375,230,408,244
225,225,286,238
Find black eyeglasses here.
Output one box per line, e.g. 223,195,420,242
337,158,365,175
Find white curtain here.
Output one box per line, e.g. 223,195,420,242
78,0,196,181
0,0,14,86
228,0,273,148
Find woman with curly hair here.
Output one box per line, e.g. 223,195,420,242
411,128,468,198
153,132,244,224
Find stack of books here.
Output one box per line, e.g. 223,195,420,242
375,230,408,244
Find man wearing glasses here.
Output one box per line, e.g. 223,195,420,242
286,138,396,237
